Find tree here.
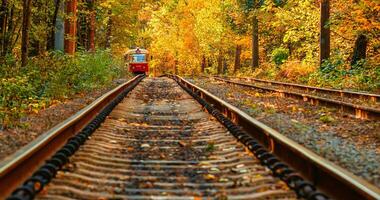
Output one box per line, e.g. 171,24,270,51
252,14,259,68
0,0,7,56
64,0,77,54
105,9,111,49
351,34,367,66
217,50,223,74
54,0,64,51
201,55,206,73
320,0,330,66
88,0,95,51
21,0,32,67
47,0,62,51
238,0,261,68
234,44,241,72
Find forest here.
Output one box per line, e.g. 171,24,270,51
0,0,379,127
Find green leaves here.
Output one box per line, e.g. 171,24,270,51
0,50,127,128
271,47,289,66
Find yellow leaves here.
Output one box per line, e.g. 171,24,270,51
99,0,116,9
138,9,152,22
204,174,216,180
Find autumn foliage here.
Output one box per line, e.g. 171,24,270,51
102,0,378,91
0,0,379,127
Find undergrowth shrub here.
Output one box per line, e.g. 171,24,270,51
276,61,315,82
236,63,278,79
307,53,379,91
0,50,128,128
271,47,289,66
237,51,379,93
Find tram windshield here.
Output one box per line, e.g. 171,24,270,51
130,54,146,62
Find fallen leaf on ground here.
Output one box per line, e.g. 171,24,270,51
178,141,187,147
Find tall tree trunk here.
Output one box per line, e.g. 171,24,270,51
222,58,227,74
174,60,178,75
207,58,212,71
0,0,7,56
252,15,259,68
234,44,241,73
201,55,206,73
76,13,86,49
47,0,61,50
320,0,330,66
0,0,6,33
105,9,112,49
55,0,64,51
88,0,95,51
351,34,367,66
6,5,16,55
64,0,77,55
29,0,42,56
217,51,223,74
21,0,32,67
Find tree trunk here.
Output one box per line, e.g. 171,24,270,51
0,0,6,32
54,0,64,51
88,0,95,51
6,5,16,55
29,0,42,56
105,9,112,49
174,60,178,75
234,44,241,73
47,0,61,50
217,51,223,74
76,13,86,49
201,55,206,73
351,34,367,66
222,58,227,74
64,0,77,55
207,58,212,71
21,0,32,67
252,15,259,68
320,0,330,66
0,0,7,56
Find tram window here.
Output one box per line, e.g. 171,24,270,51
130,54,146,62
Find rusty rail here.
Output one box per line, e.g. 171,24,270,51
209,76,380,120
175,75,380,200
216,75,380,103
0,75,144,198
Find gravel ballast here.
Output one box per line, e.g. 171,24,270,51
188,77,380,188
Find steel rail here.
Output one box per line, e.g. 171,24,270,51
175,75,380,200
215,75,380,103
0,75,144,198
210,76,380,120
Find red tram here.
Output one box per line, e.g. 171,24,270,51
125,48,149,74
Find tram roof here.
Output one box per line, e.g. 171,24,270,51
126,48,149,54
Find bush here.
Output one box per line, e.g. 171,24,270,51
276,61,315,82
0,50,128,128
307,52,379,91
271,47,289,66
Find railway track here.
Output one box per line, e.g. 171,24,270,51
209,76,380,120
1,75,379,199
